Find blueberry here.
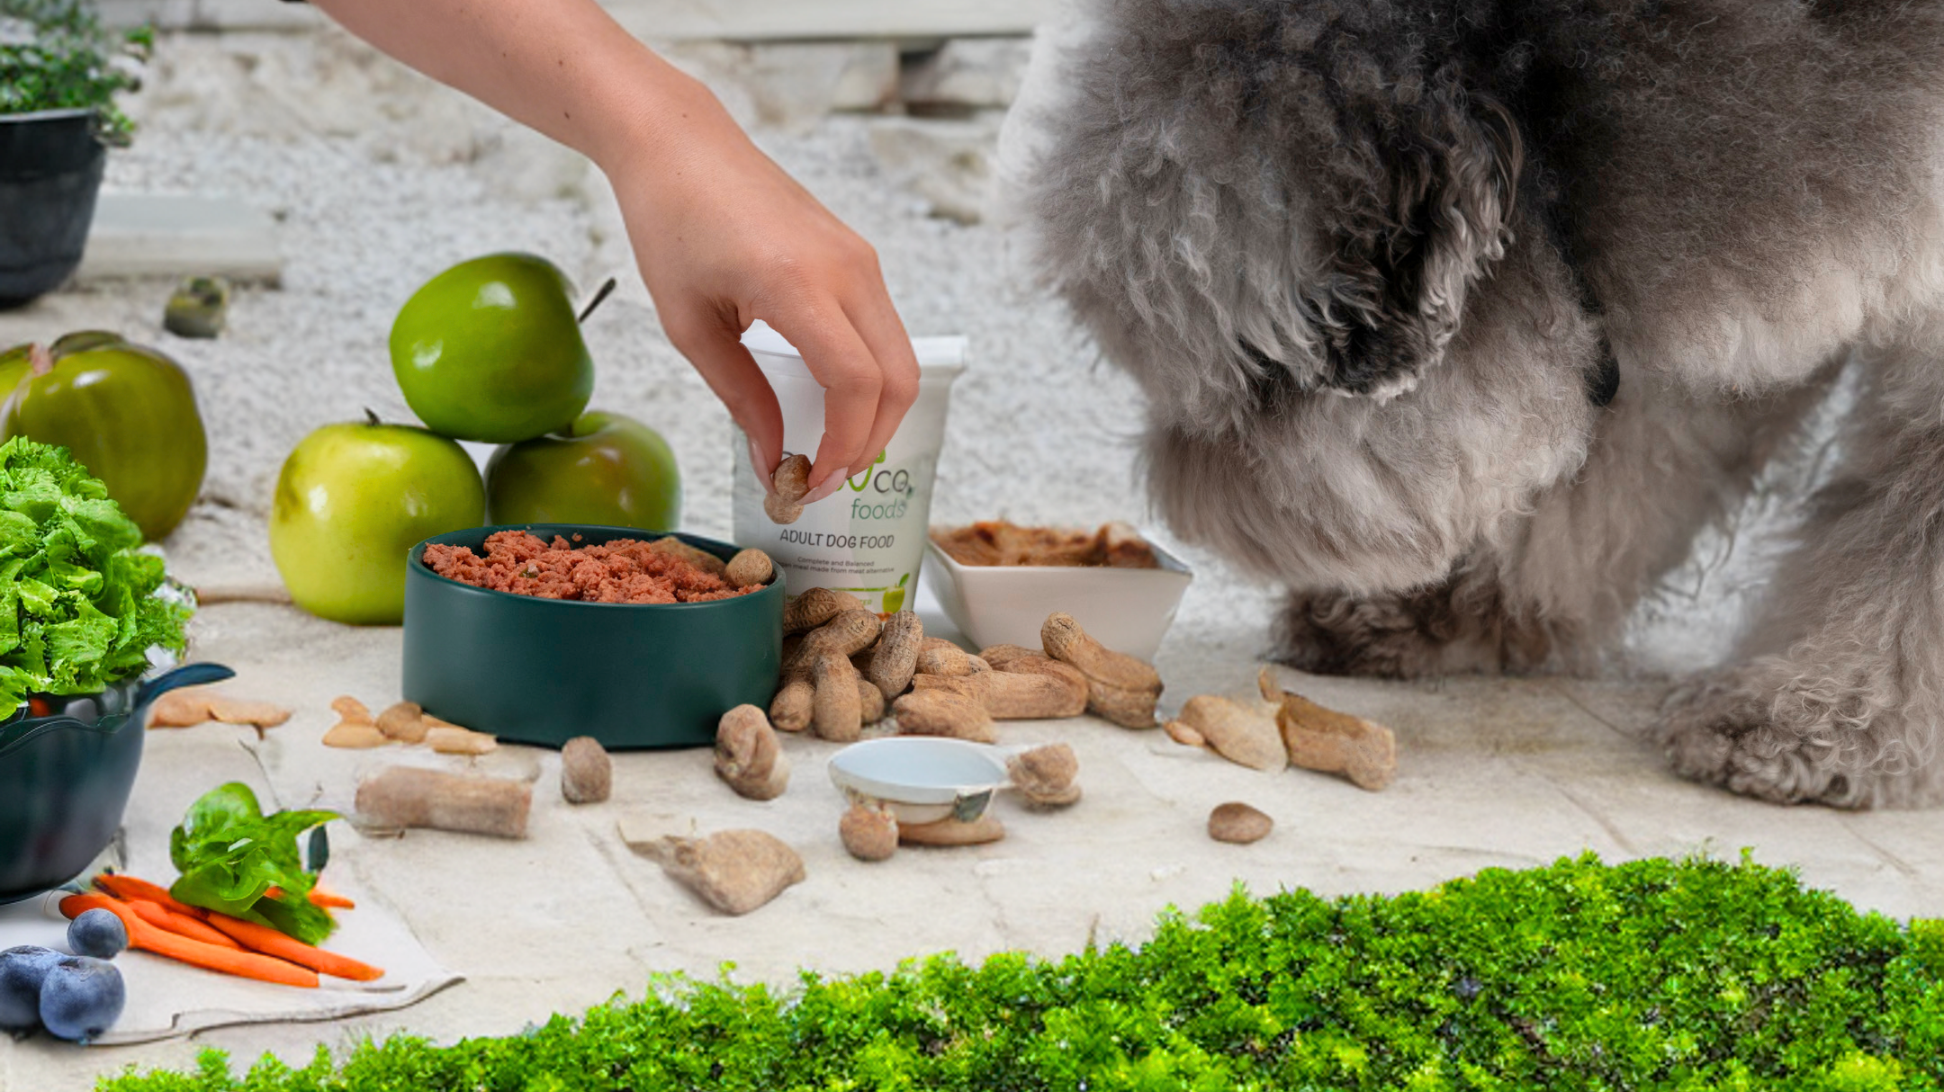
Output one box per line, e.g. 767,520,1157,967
38,957,125,1043
67,908,128,960
0,946,62,1030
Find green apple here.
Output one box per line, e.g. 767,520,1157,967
389,252,594,443
270,416,485,625
0,331,208,541
485,410,682,532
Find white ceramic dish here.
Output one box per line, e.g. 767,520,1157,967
826,737,1012,824
920,535,1193,660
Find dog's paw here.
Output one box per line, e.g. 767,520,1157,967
1654,667,1858,806
1274,587,1478,678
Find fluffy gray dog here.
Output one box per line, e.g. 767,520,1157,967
1018,0,1944,807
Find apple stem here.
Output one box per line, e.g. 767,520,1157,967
27,343,53,378
364,407,382,427
577,277,618,325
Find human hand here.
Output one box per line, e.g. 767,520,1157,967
603,79,919,501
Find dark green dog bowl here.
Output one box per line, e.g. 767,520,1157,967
402,525,783,750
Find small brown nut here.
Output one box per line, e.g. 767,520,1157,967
1164,719,1207,748
427,725,498,755
638,829,805,915
1086,680,1161,730
375,701,428,744
323,719,387,748
857,677,886,724
790,610,884,669
892,688,995,743
715,704,789,800
764,454,812,524
331,695,374,724
561,735,613,804
812,653,864,742
1006,743,1080,807
898,813,1005,846
726,548,775,589
1207,802,1274,845
648,535,728,576
915,643,990,677
769,677,814,732
839,802,898,861
866,610,923,700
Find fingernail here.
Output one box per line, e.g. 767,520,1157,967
804,466,849,505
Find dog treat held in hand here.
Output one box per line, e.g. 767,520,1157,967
375,701,428,744
764,454,812,524
1259,667,1396,791
867,610,923,700
1166,694,1287,772
781,586,867,634
1042,612,1163,727
769,677,814,732
1207,801,1273,844
1007,742,1081,807
898,813,1005,846
322,718,387,749
426,725,499,755
725,548,774,589
812,653,865,742
715,705,789,800
839,802,899,861
892,688,996,743
639,829,805,915
356,766,532,838
561,736,613,804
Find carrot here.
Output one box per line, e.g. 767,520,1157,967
128,898,245,950
202,911,383,982
94,873,200,918
59,894,318,989
310,890,356,911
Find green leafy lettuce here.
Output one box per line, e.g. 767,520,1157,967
168,782,340,945
0,436,191,713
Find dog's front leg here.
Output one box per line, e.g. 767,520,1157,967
1278,370,1836,679
1658,341,1944,807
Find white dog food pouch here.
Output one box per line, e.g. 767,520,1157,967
731,321,965,613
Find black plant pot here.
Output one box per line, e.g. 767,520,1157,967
0,109,107,310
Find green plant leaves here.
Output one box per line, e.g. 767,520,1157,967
0,436,190,712
0,0,150,144
168,781,340,946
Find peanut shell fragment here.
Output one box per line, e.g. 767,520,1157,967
639,829,805,915
561,735,613,804
1259,667,1397,791
715,705,790,801
1166,694,1286,772
1007,743,1081,808
356,766,531,838
322,719,387,749
427,725,499,755
839,802,899,861
866,610,923,700
331,695,373,723
649,535,728,576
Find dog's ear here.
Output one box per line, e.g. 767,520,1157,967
1296,83,1523,399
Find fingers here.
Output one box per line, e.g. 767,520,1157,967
839,257,921,478
660,298,785,482
761,296,887,498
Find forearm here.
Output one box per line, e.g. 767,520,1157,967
307,0,720,175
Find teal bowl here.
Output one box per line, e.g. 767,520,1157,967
402,524,783,750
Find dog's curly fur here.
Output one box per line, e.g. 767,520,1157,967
1020,0,1944,806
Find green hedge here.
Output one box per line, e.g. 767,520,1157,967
101,854,1944,1091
